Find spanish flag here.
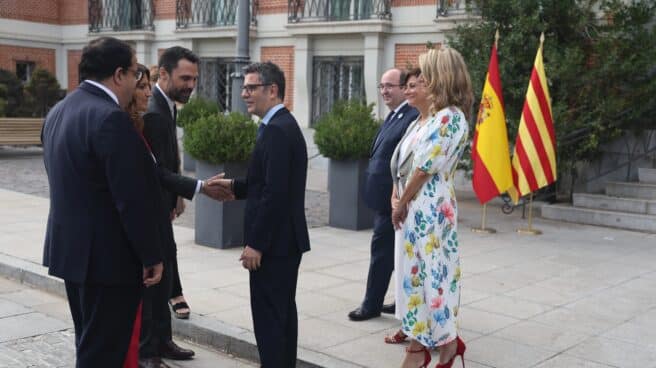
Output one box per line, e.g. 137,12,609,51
508,33,556,204
472,32,512,204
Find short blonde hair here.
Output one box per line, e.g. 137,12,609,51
418,47,474,121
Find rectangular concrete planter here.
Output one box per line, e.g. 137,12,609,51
195,160,248,249
328,159,374,230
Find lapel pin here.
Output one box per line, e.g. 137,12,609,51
398,113,404,119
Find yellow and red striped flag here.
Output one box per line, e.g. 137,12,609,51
472,31,513,204
508,33,556,204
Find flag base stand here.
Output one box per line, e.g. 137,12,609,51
472,227,497,234
517,227,542,235
516,193,542,236
471,204,497,234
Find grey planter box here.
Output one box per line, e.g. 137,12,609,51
183,151,196,172
195,160,248,249
328,159,374,230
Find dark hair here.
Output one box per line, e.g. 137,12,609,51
79,37,134,82
158,46,199,75
244,61,286,100
404,67,421,85
127,63,151,133
397,68,408,87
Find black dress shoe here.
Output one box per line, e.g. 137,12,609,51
348,307,380,321
159,340,195,360
381,303,395,314
138,357,171,368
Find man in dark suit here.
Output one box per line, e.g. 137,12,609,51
348,68,419,321
211,61,310,367
140,47,204,367
41,37,164,367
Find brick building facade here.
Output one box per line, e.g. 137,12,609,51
1,0,474,126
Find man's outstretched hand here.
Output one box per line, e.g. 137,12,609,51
201,172,235,201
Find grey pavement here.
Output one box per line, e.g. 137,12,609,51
2,187,656,367
0,276,256,367
4,134,656,367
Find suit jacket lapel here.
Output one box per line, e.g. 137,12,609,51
371,103,409,156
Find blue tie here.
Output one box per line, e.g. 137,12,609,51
257,123,266,140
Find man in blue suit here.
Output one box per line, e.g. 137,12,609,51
211,61,310,367
349,68,419,321
41,37,164,367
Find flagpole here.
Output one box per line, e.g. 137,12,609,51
471,203,497,234
517,193,542,235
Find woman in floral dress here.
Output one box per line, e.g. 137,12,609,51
392,48,473,368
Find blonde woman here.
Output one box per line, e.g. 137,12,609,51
392,48,473,368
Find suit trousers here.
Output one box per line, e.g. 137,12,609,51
362,211,395,313
140,258,173,358
65,281,142,368
250,253,302,368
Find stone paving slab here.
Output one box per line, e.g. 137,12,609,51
2,188,656,367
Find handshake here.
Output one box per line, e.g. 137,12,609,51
200,173,236,202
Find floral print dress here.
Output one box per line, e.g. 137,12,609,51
394,106,469,348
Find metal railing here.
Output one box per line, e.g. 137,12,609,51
89,0,155,32
176,0,258,29
434,0,478,20
288,0,391,23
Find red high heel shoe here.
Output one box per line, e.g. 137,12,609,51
434,336,466,368
384,329,408,344
405,345,432,368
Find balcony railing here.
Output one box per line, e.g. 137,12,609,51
176,0,258,29
288,0,391,23
434,0,478,20
89,0,155,32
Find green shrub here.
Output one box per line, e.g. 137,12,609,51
20,68,63,117
183,112,257,164
0,85,7,117
177,96,220,128
0,69,25,117
314,100,380,161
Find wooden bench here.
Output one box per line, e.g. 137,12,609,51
0,118,44,146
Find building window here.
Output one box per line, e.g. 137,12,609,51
311,56,365,126
16,61,36,84
196,57,232,111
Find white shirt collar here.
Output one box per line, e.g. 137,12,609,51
392,100,409,115
84,80,119,106
261,103,285,126
155,83,176,119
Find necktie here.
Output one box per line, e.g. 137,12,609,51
257,123,266,140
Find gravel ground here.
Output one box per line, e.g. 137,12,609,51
0,145,329,228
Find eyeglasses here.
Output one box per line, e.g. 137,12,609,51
377,83,403,90
125,68,143,82
241,84,271,94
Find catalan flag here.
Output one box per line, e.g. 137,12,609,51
508,34,556,204
472,33,513,204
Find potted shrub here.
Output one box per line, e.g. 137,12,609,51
314,100,379,230
177,96,220,171
184,111,257,248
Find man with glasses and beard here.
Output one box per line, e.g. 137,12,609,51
139,46,204,367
